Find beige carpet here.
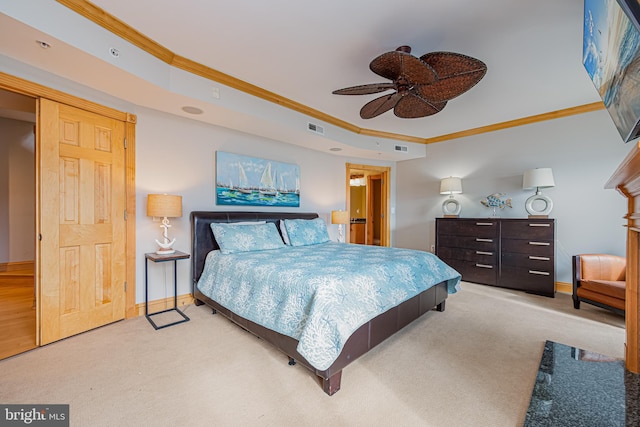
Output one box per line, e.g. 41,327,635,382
0,283,625,427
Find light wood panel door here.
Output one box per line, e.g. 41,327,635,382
39,99,126,345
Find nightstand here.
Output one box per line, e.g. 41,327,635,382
144,250,191,329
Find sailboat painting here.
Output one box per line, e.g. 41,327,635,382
215,151,300,207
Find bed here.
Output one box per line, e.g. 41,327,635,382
191,211,461,395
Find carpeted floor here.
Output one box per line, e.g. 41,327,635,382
0,282,625,426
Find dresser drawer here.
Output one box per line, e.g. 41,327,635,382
502,252,553,269
501,267,555,297
501,219,553,240
438,247,497,263
501,238,553,256
445,258,497,285
437,219,498,238
437,235,498,251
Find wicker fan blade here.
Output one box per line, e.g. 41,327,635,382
369,51,437,85
417,52,487,102
394,93,446,119
332,83,395,95
360,92,402,119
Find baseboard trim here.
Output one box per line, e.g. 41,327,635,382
0,261,34,273
556,281,572,294
134,294,195,317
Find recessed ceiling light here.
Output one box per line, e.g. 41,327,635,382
36,40,51,49
182,106,203,115
329,147,342,152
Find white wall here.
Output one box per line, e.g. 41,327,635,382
0,117,35,263
395,108,632,286
135,107,395,303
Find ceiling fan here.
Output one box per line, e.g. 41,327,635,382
333,46,487,119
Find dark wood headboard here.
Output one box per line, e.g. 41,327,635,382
190,211,319,294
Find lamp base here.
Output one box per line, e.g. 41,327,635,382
155,248,176,255
442,198,461,216
525,194,553,217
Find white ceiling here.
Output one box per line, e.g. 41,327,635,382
0,0,602,160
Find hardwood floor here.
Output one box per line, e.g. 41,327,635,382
0,271,36,360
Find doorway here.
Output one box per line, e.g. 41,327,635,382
0,72,137,358
345,163,390,246
0,88,37,359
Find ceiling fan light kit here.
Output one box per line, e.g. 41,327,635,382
333,46,487,119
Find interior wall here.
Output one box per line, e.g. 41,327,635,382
0,117,35,263
0,125,8,262
135,107,395,303
395,108,631,285
350,186,365,218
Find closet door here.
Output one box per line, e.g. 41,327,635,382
39,99,126,345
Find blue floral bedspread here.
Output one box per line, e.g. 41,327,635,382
197,242,461,370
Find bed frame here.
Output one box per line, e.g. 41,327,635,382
191,211,448,395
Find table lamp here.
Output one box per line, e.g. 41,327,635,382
523,168,555,217
331,210,349,243
440,177,462,217
147,194,182,254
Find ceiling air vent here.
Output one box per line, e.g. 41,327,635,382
394,144,408,152
307,122,324,135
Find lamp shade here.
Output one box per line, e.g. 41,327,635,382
440,177,462,195
523,168,555,190
331,210,349,225
147,194,182,218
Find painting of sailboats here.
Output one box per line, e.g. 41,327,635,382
216,151,300,207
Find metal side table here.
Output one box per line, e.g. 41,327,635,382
144,250,190,329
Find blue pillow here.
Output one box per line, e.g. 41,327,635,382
283,218,330,246
210,222,285,254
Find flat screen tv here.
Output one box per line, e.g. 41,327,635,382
583,0,640,142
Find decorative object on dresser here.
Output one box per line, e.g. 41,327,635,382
331,210,349,243
440,176,462,217
436,217,555,297
480,193,512,217
523,168,555,218
147,194,182,254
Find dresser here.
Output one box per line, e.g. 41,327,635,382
436,218,555,297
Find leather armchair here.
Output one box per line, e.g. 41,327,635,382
572,254,626,316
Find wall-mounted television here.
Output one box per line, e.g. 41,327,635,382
618,0,640,31
583,0,640,142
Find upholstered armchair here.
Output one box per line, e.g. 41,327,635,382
572,254,626,316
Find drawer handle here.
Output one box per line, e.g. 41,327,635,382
476,264,493,269
476,251,493,255
476,238,493,242
476,222,494,226
529,256,550,261
529,223,551,227
528,241,550,246
529,270,550,276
